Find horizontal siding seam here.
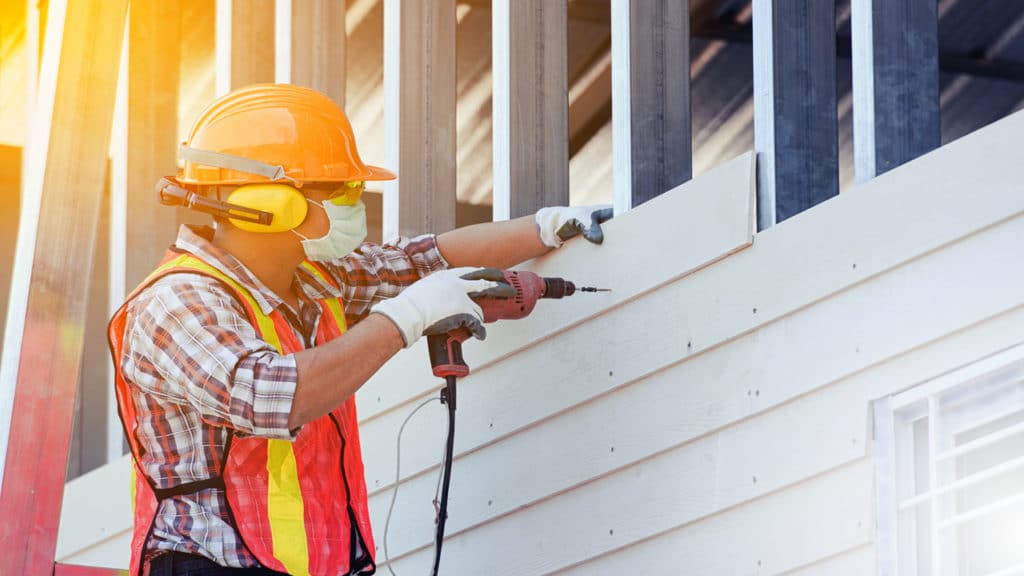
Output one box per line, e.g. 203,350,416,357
374,305,1024,564
361,207,1024,429
366,298,1024,500
541,457,874,576
775,543,876,576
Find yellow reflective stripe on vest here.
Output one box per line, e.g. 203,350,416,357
158,254,309,575
266,440,309,575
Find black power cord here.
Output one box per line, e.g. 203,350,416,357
432,375,458,576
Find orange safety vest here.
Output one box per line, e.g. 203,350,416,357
108,250,376,576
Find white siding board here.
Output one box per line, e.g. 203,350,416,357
358,151,756,421
360,209,1024,497
358,110,1024,426
56,454,131,566
389,460,874,576
373,265,1024,564
782,545,876,576
372,352,867,561
57,535,132,569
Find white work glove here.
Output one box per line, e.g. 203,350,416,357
534,205,614,248
371,267,512,348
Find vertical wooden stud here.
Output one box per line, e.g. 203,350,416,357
0,0,33,487
383,0,457,239
753,0,838,229
0,0,127,572
493,0,569,221
104,0,183,468
852,0,940,183
216,0,274,97
611,0,691,214
277,0,347,108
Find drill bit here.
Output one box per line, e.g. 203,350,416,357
577,286,611,293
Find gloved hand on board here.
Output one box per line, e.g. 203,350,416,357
534,205,614,248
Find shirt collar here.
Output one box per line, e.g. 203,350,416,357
295,263,342,301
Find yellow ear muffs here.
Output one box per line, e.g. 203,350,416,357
226,183,308,233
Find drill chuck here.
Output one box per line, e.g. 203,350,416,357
541,277,576,298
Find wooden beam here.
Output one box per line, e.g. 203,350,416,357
124,3,182,300
70,159,112,478
101,0,183,469
0,0,126,573
611,0,691,213
277,0,346,108
493,0,569,220
852,0,940,183
216,0,274,96
0,0,32,487
383,0,457,239
180,0,217,139
0,146,19,337
752,0,838,229
0,1,28,146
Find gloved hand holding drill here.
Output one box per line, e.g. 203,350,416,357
370,268,514,348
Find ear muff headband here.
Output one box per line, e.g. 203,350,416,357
226,184,308,233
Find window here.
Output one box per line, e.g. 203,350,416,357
875,344,1024,576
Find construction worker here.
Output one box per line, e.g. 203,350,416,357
108,84,611,576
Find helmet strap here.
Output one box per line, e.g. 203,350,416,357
178,144,300,186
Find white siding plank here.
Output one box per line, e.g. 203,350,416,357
782,545,876,576
388,460,874,576
56,535,132,570
371,357,867,560
373,280,1024,562
360,110,1024,425
360,210,1024,498
56,455,132,565
359,151,756,421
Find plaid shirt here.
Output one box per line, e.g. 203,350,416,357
119,225,448,568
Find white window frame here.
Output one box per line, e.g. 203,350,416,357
874,342,1024,576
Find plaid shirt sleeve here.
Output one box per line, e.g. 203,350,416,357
122,273,299,440
318,233,450,327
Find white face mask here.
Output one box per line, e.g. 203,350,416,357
292,199,367,261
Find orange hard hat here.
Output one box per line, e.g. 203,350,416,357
175,83,395,188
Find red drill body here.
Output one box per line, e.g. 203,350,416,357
477,270,575,323
426,270,601,380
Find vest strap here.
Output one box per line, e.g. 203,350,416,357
152,476,227,500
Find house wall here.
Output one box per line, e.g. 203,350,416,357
57,109,1024,573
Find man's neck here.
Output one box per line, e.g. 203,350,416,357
212,226,304,308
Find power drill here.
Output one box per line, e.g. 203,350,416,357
426,269,608,388
424,269,608,576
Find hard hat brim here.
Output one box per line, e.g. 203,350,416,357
361,164,397,181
